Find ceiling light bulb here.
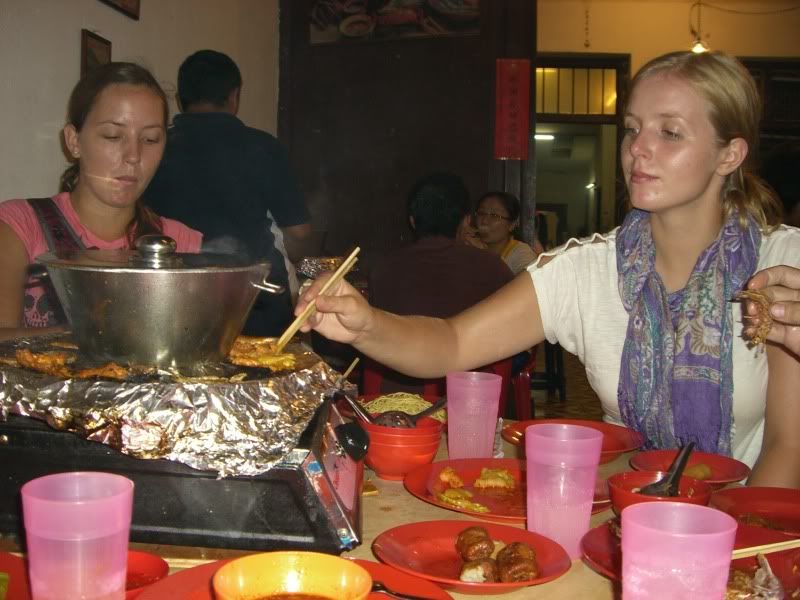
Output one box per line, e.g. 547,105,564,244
534,134,555,141
691,38,709,54
586,182,596,190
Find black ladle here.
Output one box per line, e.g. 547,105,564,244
333,422,369,461
638,441,696,497
373,396,447,429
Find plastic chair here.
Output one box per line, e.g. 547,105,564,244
361,357,514,419
536,341,566,401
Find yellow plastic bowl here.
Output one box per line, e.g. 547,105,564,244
212,551,372,600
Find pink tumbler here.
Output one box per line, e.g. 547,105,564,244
525,423,602,558
621,502,737,599
22,471,134,600
445,371,502,459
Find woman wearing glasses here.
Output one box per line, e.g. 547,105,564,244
473,192,538,275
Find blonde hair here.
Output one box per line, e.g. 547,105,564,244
630,51,782,230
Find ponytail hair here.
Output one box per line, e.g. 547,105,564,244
724,168,783,232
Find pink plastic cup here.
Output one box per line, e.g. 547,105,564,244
22,471,134,600
621,502,737,599
445,371,502,459
525,423,602,558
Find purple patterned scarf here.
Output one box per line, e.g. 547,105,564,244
616,209,760,454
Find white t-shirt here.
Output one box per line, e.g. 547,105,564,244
529,225,800,467
503,240,538,275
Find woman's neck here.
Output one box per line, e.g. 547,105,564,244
69,188,135,243
651,206,724,293
485,236,511,255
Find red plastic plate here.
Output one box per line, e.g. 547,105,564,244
404,458,610,523
501,419,644,464
580,520,800,595
711,486,800,535
0,551,31,600
630,449,750,488
372,519,571,595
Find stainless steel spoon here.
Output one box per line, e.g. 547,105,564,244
373,396,447,428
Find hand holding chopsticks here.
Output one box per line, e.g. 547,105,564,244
275,247,361,354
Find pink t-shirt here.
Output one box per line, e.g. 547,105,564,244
0,192,203,327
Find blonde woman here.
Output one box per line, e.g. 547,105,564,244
298,51,800,488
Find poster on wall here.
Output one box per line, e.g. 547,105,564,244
310,0,480,45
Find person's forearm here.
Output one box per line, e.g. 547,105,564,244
748,441,800,488
353,310,465,379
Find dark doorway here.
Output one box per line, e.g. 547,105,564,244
278,0,537,268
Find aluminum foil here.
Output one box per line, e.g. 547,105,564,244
0,335,352,478
297,256,348,279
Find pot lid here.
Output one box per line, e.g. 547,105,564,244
36,235,269,272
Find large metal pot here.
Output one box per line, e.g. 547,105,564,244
37,235,283,368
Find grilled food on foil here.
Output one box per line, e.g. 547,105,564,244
227,336,296,370
0,334,347,477
12,336,295,381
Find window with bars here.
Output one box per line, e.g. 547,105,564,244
535,67,618,116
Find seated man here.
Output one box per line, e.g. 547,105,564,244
368,172,514,393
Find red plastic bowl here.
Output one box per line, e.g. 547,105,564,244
607,471,712,516
366,438,440,480
126,550,169,599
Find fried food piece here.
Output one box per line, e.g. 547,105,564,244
49,340,79,350
438,466,464,488
459,558,498,583
473,467,516,490
737,513,782,530
497,541,539,582
436,488,489,513
683,462,713,481
227,336,296,370
455,526,495,561
74,363,131,380
737,290,773,347
15,348,75,378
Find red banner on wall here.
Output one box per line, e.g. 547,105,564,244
494,58,531,160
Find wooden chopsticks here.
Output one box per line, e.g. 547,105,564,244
341,357,360,381
731,537,800,560
274,247,360,354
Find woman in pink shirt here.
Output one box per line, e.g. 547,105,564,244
0,62,202,341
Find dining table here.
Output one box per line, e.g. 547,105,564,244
0,423,631,599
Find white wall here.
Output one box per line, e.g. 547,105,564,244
538,0,800,72
0,0,279,200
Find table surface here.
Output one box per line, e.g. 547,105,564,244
1,432,627,599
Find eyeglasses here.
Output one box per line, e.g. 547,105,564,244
474,210,512,223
